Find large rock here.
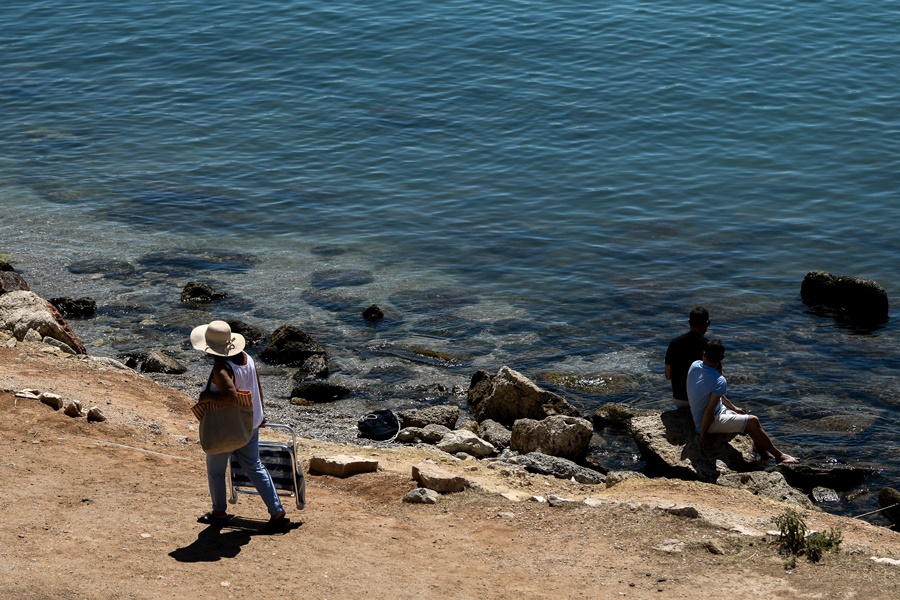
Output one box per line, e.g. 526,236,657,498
49,297,96,319
261,324,328,368
629,409,757,483
717,471,816,510
397,405,460,429
226,320,268,348
467,366,582,426
478,419,512,450
180,281,227,305
592,402,653,432
507,452,606,485
801,271,889,326
776,462,877,492
0,291,86,354
140,350,187,374
289,380,351,403
510,415,593,460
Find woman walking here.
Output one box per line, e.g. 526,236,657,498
190,320,287,527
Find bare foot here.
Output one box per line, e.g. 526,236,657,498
777,455,800,464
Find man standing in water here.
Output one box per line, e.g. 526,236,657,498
687,339,799,464
665,306,711,409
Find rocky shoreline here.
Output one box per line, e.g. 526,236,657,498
2,256,898,528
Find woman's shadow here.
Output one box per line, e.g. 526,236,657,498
169,517,302,563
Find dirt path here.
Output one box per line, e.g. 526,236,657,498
1,343,899,599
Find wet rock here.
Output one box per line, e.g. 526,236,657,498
0,291,87,354
467,366,582,427
629,409,757,483
592,402,653,432
226,320,268,347
87,407,107,423
0,259,13,272
801,270,889,326
180,281,227,305
362,304,384,321
397,406,459,429
49,297,96,319
140,351,187,374
717,471,815,509
290,354,329,380
510,415,593,460
478,419,512,450
776,461,877,492
812,487,840,503
260,324,327,367
403,488,439,504
0,271,30,296
289,380,351,403
538,372,639,396
878,487,900,526
506,452,606,485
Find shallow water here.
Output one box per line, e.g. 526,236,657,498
2,0,899,521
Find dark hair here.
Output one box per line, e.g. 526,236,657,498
689,306,710,326
705,339,725,363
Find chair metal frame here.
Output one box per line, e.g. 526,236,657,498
228,422,306,510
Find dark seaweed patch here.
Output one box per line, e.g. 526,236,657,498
388,289,480,314
68,259,138,279
138,249,259,275
310,269,375,290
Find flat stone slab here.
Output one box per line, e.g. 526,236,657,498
309,454,379,478
412,461,470,493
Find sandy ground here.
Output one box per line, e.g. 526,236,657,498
1,342,899,600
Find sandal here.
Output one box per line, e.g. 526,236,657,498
197,512,233,526
264,511,290,531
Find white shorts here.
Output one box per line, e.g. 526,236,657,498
706,407,749,434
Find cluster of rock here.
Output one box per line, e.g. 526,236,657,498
386,367,608,489
15,388,106,422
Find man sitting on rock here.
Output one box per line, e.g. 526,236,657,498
686,339,799,464
665,306,712,409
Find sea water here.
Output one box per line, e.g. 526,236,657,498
1,0,899,519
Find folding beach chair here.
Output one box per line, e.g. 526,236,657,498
228,423,306,510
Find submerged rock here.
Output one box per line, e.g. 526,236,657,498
801,270,889,326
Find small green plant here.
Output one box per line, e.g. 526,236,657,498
806,528,842,563
774,508,808,556
772,509,842,564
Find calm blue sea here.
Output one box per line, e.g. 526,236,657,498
2,1,899,518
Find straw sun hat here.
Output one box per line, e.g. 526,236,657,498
190,320,246,357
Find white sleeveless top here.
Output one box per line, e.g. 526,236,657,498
209,352,264,429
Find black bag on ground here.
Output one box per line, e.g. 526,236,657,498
357,409,400,441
